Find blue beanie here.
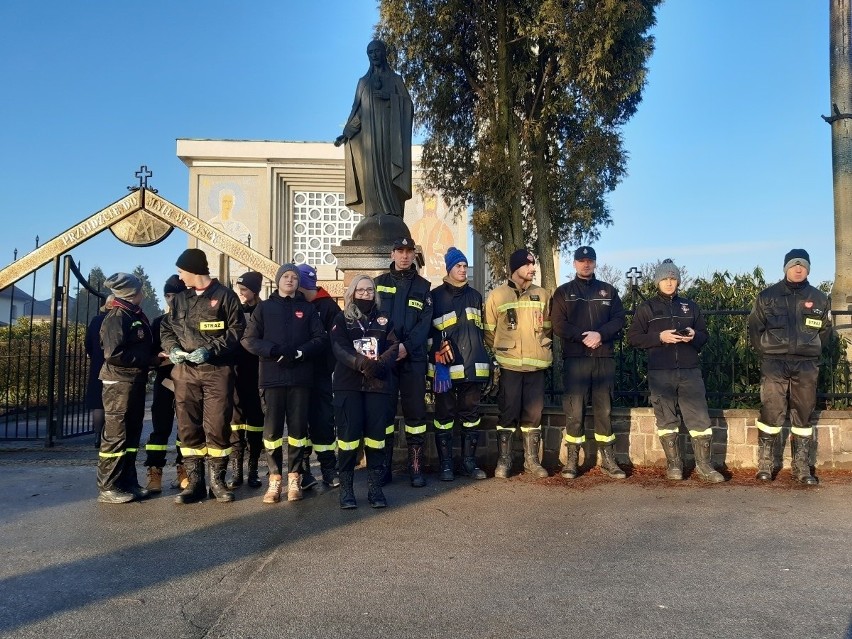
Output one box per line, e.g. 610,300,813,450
444,247,468,272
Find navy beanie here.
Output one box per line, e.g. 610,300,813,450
236,271,263,295
783,249,810,274
444,247,468,272
509,248,535,275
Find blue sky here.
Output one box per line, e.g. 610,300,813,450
0,1,835,304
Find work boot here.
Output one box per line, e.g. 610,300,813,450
461,431,486,480
121,452,150,500
380,436,394,486
755,433,776,481
174,458,207,504
407,444,426,488
791,435,818,485
691,436,725,483
145,466,164,494
263,474,283,504
171,463,189,490
367,467,388,508
339,470,357,509
660,434,683,481
599,444,627,479
435,431,455,481
494,430,514,479
246,454,262,488
301,456,318,490
522,430,549,478
225,450,244,490
560,443,581,480
97,488,136,504
207,457,235,503
287,472,303,501
319,454,340,488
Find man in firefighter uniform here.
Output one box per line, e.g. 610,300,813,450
483,248,552,479
160,248,245,504
551,246,626,480
374,236,433,487
748,248,831,485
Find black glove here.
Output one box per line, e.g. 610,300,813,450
279,345,297,364
270,345,283,359
359,358,385,379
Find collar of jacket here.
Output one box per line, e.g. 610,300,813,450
442,276,467,292
389,263,416,280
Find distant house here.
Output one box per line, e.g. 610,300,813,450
0,286,78,326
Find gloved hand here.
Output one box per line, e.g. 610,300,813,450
186,347,210,364
276,345,298,364
435,339,454,365
433,362,452,393
168,346,188,365
359,357,386,379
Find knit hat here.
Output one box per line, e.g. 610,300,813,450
509,248,535,275
653,259,681,286
236,271,263,295
573,246,597,261
163,274,186,295
444,247,468,272
104,272,142,302
297,264,318,291
783,248,810,274
275,263,300,284
175,248,209,275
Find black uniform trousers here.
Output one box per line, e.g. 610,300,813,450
98,379,146,491
171,363,234,460
307,372,336,463
261,385,310,475
759,358,819,432
561,357,616,443
648,367,712,437
434,381,482,430
335,390,395,473
397,359,428,445
229,375,265,454
144,367,181,468
496,369,545,432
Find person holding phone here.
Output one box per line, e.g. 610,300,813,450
627,259,724,483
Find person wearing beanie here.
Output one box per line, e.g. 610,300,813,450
748,248,831,485
628,260,725,483
224,272,265,491
429,247,490,481
551,247,627,480
373,238,433,488
483,248,552,479
242,263,327,504
96,273,155,504
160,251,246,504
85,294,114,450
298,263,342,489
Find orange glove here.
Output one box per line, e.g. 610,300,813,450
435,339,454,365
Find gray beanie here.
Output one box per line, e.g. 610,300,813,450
104,272,142,301
783,248,810,274
275,263,299,283
653,259,681,286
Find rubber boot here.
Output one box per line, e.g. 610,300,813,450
339,470,357,509
287,472,304,501
145,466,164,494
225,449,244,490
171,463,189,490
435,431,455,481
380,436,394,486
263,475,282,504
174,457,207,504
367,467,387,508
791,435,818,485
122,451,150,500
755,433,776,481
522,430,549,478
660,434,683,481
494,430,514,479
560,443,581,479
691,436,724,483
246,454,262,489
461,431,486,480
319,453,340,488
599,444,626,479
207,457,235,502
407,444,426,487
301,455,318,490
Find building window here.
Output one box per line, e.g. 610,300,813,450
292,192,361,266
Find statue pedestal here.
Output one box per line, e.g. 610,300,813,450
332,214,423,286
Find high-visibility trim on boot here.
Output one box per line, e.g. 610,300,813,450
288,435,310,447
656,428,679,437
405,423,427,435
756,420,782,435
264,437,284,450
462,418,481,429
364,437,385,449
207,446,232,458
791,426,814,437
594,433,616,444
338,438,361,451
180,446,208,456
433,419,454,430
563,433,585,444
688,428,713,438
313,442,338,452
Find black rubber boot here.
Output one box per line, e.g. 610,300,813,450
599,444,626,479
691,436,724,483
494,431,514,479
301,454,318,490
522,430,549,478
367,467,387,508
207,457,235,502
660,434,683,481
755,433,776,481
121,451,150,500
461,431,486,480
435,431,455,481
174,457,207,504
380,436,394,486
560,443,581,479
407,444,426,488
319,452,340,488
246,454,262,488
246,431,263,488
339,470,357,509
225,449,244,490
791,435,818,485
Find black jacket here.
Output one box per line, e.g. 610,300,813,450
241,291,327,388
748,279,832,360
429,279,491,383
99,301,154,383
551,276,625,358
331,307,400,394
627,293,708,370
311,287,343,375
374,264,433,362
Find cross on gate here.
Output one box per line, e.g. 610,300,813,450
128,165,157,192
626,266,642,289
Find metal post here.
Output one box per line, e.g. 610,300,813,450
45,255,62,447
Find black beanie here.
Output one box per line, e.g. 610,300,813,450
236,271,263,295
175,248,209,275
509,248,535,275
163,274,186,295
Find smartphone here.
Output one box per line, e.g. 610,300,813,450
675,328,691,337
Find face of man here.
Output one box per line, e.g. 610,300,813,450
278,271,299,296
177,268,199,288
514,261,536,284
658,277,678,296
392,247,416,271
367,42,387,68
448,262,468,284
164,292,177,310
131,290,145,306
786,265,808,283
236,284,256,305
574,258,596,279
219,191,235,219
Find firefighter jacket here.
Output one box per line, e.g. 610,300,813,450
160,279,245,366
483,281,552,372
331,307,400,395
627,293,708,370
429,278,491,383
374,264,433,362
311,287,343,375
748,279,832,360
241,291,327,388
551,275,625,359
99,300,154,383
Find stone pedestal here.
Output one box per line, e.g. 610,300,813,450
332,214,423,286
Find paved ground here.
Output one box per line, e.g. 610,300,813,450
1,431,851,639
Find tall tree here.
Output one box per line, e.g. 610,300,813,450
379,0,660,290
76,266,107,325
132,265,162,319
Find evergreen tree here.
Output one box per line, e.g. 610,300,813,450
132,266,162,318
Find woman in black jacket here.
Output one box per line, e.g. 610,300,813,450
331,275,399,509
